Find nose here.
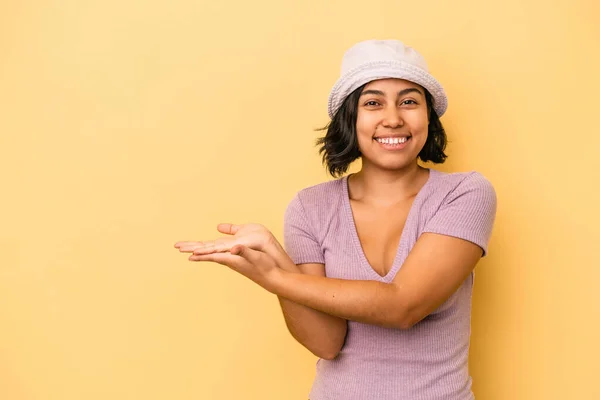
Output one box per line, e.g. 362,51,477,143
381,104,403,128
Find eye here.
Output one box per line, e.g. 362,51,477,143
400,99,417,105
364,100,381,107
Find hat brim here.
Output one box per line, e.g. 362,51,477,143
327,60,448,118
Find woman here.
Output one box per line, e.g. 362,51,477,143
175,39,497,400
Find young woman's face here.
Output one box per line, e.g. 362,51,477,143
355,78,429,171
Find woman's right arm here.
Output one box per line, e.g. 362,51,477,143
276,262,347,360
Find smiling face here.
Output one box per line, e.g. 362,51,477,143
356,78,430,172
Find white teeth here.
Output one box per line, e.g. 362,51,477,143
376,137,408,144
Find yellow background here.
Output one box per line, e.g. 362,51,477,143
1,0,598,399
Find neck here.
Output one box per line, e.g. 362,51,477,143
348,161,430,206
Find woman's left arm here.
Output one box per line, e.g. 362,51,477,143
267,232,483,329
183,230,483,330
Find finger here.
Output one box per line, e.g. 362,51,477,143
176,239,229,252
188,253,223,262
178,239,230,253
177,241,211,253
217,223,241,235
230,245,263,264
192,239,234,254
176,241,216,251
175,241,201,248
189,252,251,271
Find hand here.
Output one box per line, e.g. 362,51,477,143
174,223,282,258
175,223,291,289
180,242,282,291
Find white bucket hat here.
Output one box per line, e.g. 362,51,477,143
327,39,448,119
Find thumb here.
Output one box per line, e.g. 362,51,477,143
217,223,240,235
231,245,262,263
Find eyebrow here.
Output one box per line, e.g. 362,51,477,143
360,88,424,98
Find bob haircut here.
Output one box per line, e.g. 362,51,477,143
316,84,448,177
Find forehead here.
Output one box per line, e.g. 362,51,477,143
363,78,424,93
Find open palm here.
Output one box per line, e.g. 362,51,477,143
174,223,278,256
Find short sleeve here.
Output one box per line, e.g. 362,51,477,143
283,194,325,265
423,173,497,256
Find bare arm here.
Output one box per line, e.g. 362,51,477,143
276,262,347,360
186,231,485,330
268,233,484,329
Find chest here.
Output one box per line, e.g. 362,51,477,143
349,199,414,277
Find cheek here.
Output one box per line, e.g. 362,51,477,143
356,112,377,138
409,112,430,136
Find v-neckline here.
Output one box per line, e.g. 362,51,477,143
342,169,435,282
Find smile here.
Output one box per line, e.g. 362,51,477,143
373,135,412,150
374,137,409,144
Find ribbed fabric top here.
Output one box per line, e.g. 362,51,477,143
283,169,497,400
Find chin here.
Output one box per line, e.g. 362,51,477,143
372,159,417,172
382,163,415,172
